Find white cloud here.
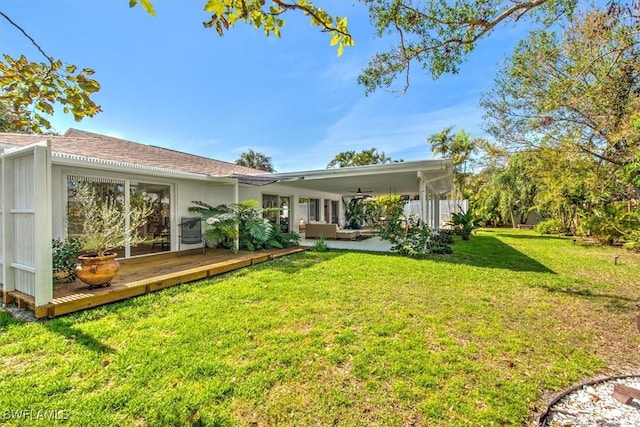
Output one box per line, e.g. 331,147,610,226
275,97,486,171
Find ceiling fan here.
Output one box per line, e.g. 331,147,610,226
349,187,373,196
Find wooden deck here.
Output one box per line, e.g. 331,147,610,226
2,247,307,319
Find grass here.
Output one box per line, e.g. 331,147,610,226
1,229,639,426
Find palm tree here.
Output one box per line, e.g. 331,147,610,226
327,148,394,168
428,127,481,198
327,150,357,168
481,153,537,228
235,149,275,172
427,126,455,159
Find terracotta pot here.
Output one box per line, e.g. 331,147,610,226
75,252,120,287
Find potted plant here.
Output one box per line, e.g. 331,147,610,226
71,182,154,288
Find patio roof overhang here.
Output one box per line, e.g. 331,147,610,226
37,138,452,197
260,159,453,196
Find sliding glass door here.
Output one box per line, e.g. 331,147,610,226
67,176,171,257
130,181,171,256
263,194,290,232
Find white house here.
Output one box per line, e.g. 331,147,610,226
0,129,453,310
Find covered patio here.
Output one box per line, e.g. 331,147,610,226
265,159,453,230
2,247,306,319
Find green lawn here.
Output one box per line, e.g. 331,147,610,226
1,230,639,426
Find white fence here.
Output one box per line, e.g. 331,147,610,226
404,199,468,227
1,142,53,306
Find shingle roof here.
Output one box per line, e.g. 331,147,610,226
0,129,266,177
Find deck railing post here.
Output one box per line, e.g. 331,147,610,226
33,143,53,307
1,151,16,295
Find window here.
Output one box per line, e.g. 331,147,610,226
131,181,171,255
323,199,340,224
331,200,339,224
67,176,125,238
298,197,320,224
309,198,319,222
279,196,290,232
263,194,291,232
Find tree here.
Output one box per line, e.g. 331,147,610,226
235,149,275,172
327,147,395,168
0,12,101,134
428,126,483,197
0,101,30,133
482,9,640,173
479,8,640,242
3,1,634,133
478,151,538,228
137,0,585,94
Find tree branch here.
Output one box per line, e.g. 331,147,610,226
272,0,350,37
0,11,53,64
387,0,554,93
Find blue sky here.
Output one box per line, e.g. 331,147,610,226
1,1,528,171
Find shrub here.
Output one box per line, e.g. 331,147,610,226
577,204,640,244
190,199,299,251
312,235,328,252
52,237,83,282
623,240,640,252
534,218,564,235
430,231,454,245
447,208,478,241
70,182,155,256
389,224,432,258
270,225,301,248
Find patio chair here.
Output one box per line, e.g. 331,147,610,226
151,223,170,250
178,217,206,256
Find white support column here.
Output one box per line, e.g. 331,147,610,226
425,193,431,229
33,144,53,307
418,172,428,226
1,154,15,294
430,197,437,229
124,180,131,259
433,195,441,231
233,180,239,251
0,150,3,291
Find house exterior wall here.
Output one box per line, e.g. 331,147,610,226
238,183,344,232
49,163,343,257
50,164,238,254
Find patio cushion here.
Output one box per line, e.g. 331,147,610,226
304,223,338,239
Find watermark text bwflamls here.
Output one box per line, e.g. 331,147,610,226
2,409,69,421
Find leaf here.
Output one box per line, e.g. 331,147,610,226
140,0,156,16
204,0,225,16
36,100,54,115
